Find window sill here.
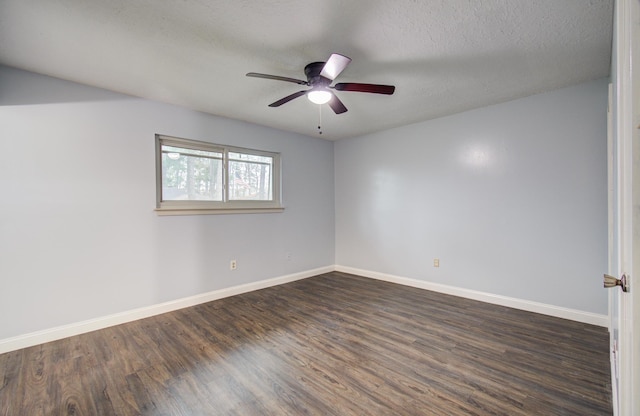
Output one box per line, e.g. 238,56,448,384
155,207,285,216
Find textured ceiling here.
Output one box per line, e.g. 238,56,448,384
0,0,613,140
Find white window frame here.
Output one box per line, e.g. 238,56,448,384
155,134,283,215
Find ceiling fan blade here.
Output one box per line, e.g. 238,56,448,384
246,72,308,85
320,54,352,80
327,93,348,114
268,90,308,107
334,83,395,95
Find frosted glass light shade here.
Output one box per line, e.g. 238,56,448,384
307,90,332,104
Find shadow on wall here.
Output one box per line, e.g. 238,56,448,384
0,65,134,106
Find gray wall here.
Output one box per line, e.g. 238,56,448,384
0,66,335,340
335,78,609,314
0,65,609,342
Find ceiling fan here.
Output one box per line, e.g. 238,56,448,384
246,53,395,114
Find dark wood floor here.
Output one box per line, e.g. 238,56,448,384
0,272,612,415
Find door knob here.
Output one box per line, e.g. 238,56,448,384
604,274,629,292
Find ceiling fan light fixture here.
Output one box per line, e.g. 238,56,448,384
307,89,332,105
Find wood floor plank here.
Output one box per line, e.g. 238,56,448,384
0,272,612,415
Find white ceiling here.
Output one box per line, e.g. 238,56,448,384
0,0,613,140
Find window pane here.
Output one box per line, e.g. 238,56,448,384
161,145,223,201
156,135,282,213
228,152,273,201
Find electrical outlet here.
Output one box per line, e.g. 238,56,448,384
286,252,292,261
434,258,440,267
230,260,237,270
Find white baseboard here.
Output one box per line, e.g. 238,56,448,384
335,265,609,327
0,264,608,354
0,266,333,354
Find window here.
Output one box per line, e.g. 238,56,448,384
155,135,282,215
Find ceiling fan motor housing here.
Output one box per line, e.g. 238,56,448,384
305,62,331,87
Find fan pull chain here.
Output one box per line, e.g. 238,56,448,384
317,104,323,135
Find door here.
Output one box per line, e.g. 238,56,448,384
610,1,639,415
